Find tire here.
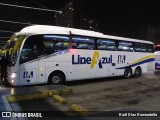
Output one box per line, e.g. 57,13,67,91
124,68,132,78
48,73,65,85
134,67,141,77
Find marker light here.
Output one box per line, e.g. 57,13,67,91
40,68,44,72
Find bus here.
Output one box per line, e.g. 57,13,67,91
7,25,155,86
155,45,160,69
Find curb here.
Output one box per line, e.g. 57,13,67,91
53,95,67,104
7,87,73,103
71,104,88,114
7,92,49,103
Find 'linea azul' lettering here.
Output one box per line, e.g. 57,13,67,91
98,55,112,68
72,55,91,64
72,54,112,66
101,55,112,64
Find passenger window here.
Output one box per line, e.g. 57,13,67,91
43,35,69,54
147,44,154,53
118,41,134,52
135,43,147,52
97,39,116,50
72,36,95,50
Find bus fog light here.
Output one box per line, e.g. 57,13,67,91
11,73,17,78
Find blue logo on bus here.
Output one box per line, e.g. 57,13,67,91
72,51,112,69
23,71,33,78
117,55,126,64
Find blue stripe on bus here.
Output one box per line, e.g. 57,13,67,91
116,58,155,69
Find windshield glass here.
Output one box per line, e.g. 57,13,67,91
9,35,26,66
1,36,14,51
0,34,17,59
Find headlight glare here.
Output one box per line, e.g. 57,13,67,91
11,73,17,78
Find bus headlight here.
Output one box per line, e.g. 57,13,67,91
11,73,17,79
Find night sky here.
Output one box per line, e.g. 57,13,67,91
0,0,160,43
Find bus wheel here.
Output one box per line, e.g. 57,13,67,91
134,67,142,77
48,73,65,85
124,68,132,78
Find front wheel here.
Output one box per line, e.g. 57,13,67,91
48,73,65,85
124,68,132,78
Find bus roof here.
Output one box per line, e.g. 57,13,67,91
101,35,154,44
20,25,103,37
19,25,153,44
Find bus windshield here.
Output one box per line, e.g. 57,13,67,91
2,34,16,50
10,35,26,66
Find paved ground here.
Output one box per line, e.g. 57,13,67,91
1,70,160,120
64,70,160,111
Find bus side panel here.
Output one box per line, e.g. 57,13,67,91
67,50,96,81
45,66,68,82
45,60,68,82
127,53,153,73
38,61,46,83
147,61,155,71
19,62,38,85
95,51,113,78
116,51,134,76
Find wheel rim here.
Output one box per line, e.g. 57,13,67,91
135,69,139,75
135,68,141,76
51,76,61,84
125,69,131,78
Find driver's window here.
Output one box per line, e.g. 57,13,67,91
20,49,38,64
20,35,44,64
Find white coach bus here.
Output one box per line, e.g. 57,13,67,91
7,25,154,86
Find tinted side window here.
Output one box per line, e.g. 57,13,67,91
72,36,95,50
20,35,69,64
20,35,44,64
43,35,69,54
135,43,147,52
147,44,154,53
118,41,134,52
97,39,117,50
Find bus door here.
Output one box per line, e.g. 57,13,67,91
19,35,46,85
19,45,39,85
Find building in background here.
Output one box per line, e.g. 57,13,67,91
54,1,160,45
54,1,99,31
